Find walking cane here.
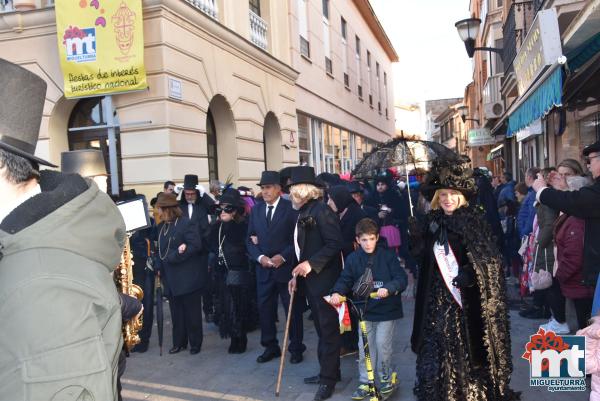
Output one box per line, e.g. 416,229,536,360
275,274,297,397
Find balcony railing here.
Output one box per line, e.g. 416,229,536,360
1,0,14,12
249,10,268,50
186,0,218,19
502,1,537,75
483,74,503,105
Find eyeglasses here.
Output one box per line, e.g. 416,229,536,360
585,154,600,164
215,205,236,214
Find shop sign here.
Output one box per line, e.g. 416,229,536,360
468,128,495,146
168,77,183,100
516,119,543,142
55,0,148,98
513,9,562,96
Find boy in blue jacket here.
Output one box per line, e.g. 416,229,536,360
329,218,407,399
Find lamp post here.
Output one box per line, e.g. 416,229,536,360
454,18,503,60
456,104,479,125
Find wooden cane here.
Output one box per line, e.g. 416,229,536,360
275,275,297,397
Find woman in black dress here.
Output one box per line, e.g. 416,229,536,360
155,193,205,355
209,188,252,353
411,159,518,401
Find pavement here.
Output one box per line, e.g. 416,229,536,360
122,279,590,401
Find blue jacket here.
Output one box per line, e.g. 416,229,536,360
332,245,407,321
497,181,516,209
517,188,536,238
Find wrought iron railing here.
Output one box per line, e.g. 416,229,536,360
502,1,537,75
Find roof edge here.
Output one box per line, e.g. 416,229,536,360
353,0,399,62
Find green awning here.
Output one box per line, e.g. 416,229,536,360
507,67,562,137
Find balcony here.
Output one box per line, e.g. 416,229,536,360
483,74,505,120
249,9,267,50
502,1,537,75
185,0,218,20
1,0,13,12
1,0,54,12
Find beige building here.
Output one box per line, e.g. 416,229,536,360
0,0,396,198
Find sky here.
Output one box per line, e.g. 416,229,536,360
370,0,474,105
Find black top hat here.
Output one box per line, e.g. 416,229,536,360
61,149,107,177
0,59,55,167
211,188,246,215
374,169,394,185
183,174,199,189
257,171,281,186
327,185,353,211
420,157,476,201
347,181,363,194
287,166,317,188
583,140,600,157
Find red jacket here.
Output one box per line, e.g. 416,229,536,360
554,214,594,299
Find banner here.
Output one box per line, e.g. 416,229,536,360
55,0,147,98
467,128,495,146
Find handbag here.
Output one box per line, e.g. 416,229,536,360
530,245,552,290
225,269,251,287
380,225,401,248
352,254,375,299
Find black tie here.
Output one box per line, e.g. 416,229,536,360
266,205,274,226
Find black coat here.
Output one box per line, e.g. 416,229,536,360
246,198,297,283
539,178,600,285
366,188,405,227
157,218,205,297
339,202,367,258
209,220,249,270
296,200,344,297
179,197,211,243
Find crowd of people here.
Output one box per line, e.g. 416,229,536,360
3,59,600,401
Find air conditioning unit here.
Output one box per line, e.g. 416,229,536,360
484,101,504,119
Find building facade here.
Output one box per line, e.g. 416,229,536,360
1,0,397,198
292,0,397,175
424,98,462,142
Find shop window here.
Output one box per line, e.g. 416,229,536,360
298,113,312,166
580,112,600,148
206,110,219,181
68,96,122,195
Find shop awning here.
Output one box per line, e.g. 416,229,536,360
486,144,504,161
507,66,563,137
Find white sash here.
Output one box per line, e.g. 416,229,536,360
433,241,462,308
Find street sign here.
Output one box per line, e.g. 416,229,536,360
468,128,495,146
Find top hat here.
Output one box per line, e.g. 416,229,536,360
374,169,394,185
347,181,363,194
61,149,107,177
287,166,318,188
583,140,600,157
327,185,353,211
183,174,199,190
0,59,55,167
257,171,281,187
420,157,476,201
155,192,179,208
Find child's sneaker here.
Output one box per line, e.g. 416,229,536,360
380,375,395,395
351,384,370,400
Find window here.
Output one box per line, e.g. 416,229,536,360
378,101,381,114
341,17,347,40
298,113,312,165
376,62,380,79
322,0,331,74
325,57,333,74
344,73,349,87
580,112,600,148
384,72,387,86
367,51,371,68
206,110,219,181
298,0,310,58
355,36,361,92
355,35,360,57
249,0,260,16
322,0,329,19
358,85,363,99
369,94,373,107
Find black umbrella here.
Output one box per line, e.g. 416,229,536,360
155,272,164,356
351,138,461,216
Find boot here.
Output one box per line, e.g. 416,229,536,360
237,335,247,353
228,337,238,354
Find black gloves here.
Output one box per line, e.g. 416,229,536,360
452,266,476,289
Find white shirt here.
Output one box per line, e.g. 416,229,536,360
187,202,194,219
0,184,41,224
257,196,282,263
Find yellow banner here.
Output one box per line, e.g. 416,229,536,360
55,0,147,98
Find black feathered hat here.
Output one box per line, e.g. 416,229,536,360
420,156,477,201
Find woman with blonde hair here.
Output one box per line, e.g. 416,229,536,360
411,158,518,401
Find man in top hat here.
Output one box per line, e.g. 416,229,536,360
287,166,344,401
179,174,214,322
247,171,305,364
533,140,600,293
0,59,125,400
61,149,109,192
347,181,379,222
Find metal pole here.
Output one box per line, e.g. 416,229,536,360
103,96,120,195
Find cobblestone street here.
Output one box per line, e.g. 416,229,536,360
122,289,590,401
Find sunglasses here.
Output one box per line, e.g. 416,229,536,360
585,154,600,164
215,205,236,214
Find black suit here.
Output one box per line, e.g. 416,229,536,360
180,198,213,317
157,217,204,350
247,197,305,354
295,199,343,386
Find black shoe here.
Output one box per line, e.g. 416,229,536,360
304,373,341,384
314,384,334,401
131,343,149,353
168,345,187,354
290,353,303,364
228,338,238,354
238,336,247,353
257,347,281,363
190,347,201,355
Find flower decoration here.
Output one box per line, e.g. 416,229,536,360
522,328,570,372
298,216,316,229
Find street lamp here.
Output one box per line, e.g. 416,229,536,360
456,104,479,124
455,18,503,59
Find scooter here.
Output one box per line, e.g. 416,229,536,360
338,292,398,401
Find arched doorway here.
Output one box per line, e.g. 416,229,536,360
207,95,237,183
263,112,282,170
68,96,122,195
